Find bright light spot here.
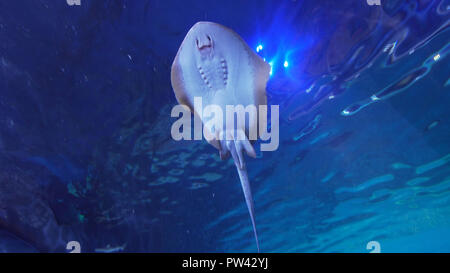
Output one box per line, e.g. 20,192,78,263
434,54,441,61
371,94,380,101
384,41,397,55
269,61,274,76
284,60,289,68
328,95,335,100
256,45,263,52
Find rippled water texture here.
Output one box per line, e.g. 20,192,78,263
0,0,449,252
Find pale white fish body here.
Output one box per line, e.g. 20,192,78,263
171,21,270,252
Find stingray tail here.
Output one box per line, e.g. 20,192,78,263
235,162,260,253
220,131,259,252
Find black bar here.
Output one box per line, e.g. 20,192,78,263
0,253,448,272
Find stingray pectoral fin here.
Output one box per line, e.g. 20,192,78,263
229,141,260,253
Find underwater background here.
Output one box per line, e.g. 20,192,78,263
0,0,449,252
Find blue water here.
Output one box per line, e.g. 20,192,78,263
0,0,449,252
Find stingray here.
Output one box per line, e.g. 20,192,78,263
171,22,271,252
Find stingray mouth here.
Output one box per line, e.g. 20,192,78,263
196,35,213,55
198,44,212,51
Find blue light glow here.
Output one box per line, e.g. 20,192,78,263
253,23,312,79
